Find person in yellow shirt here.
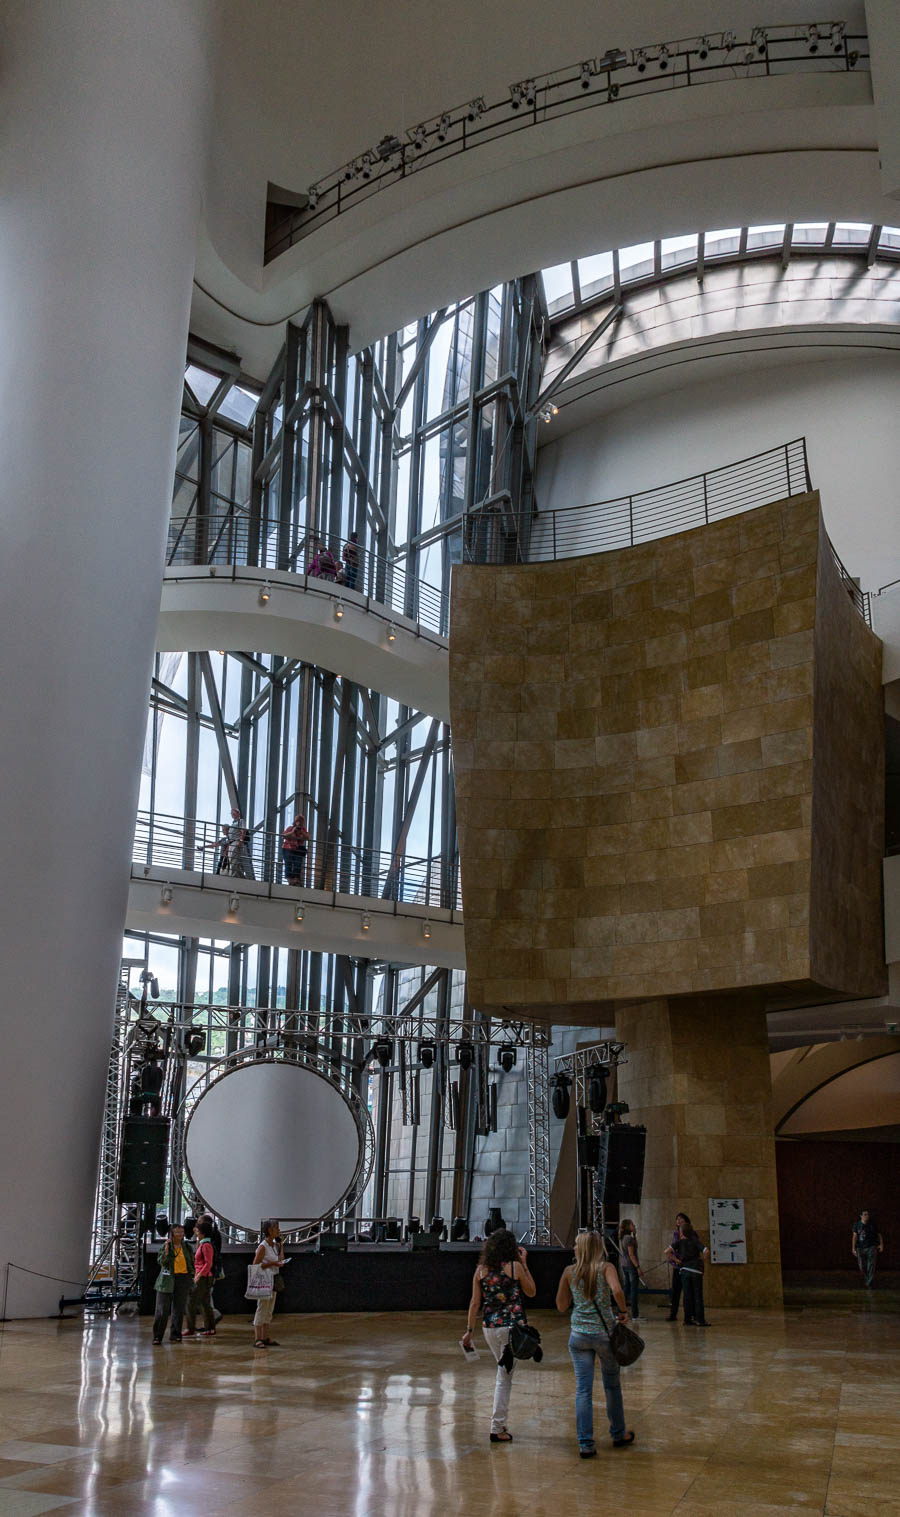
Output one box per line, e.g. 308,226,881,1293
152,1224,194,1344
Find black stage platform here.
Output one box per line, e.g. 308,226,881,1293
141,1243,572,1315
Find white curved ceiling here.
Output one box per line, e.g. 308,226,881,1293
191,0,896,375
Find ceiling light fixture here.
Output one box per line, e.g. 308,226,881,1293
751,27,767,54
228,893,240,913
696,36,710,60
334,600,344,620
423,920,432,939
361,912,371,932
466,97,485,121
160,885,173,906
294,902,305,923
387,623,397,643
306,185,319,210
831,22,845,52
436,113,451,142
259,582,271,605
579,60,594,89
657,45,670,70
634,48,648,72
807,24,820,53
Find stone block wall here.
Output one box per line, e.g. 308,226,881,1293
450,492,885,1023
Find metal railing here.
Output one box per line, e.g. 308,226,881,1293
266,24,868,258
463,438,812,563
165,517,448,638
133,810,461,911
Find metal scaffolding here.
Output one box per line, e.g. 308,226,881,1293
525,1039,551,1244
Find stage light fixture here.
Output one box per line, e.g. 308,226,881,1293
588,1062,609,1114
306,185,319,210
228,893,240,912
374,1037,392,1068
258,581,271,605
450,1215,470,1242
466,97,485,121
456,1038,475,1070
551,1071,571,1120
359,152,375,180
509,82,524,108
294,902,305,922
498,1042,517,1072
696,37,710,60
361,912,371,932
334,599,344,620
657,45,670,70
634,48,647,72
411,124,427,150
154,1214,169,1238
407,1215,421,1237
831,22,845,52
751,27,767,54
185,1028,205,1056
607,82,620,100
436,113,451,141
375,133,402,161
722,30,736,49
160,885,173,905
423,919,432,939
579,60,594,89
807,24,820,53
430,1214,446,1238
387,623,397,643
418,1038,436,1069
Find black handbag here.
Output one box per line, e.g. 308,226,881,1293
273,1271,285,1293
508,1321,543,1361
594,1300,645,1366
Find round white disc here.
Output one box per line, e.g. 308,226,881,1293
184,1061,362,1230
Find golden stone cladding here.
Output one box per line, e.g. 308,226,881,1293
449,493,885,1022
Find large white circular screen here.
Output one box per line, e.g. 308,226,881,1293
185,1062,362,1230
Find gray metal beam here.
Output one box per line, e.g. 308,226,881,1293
527,302,623,417
391,308,450,416
198,652,240,812
381,719,439,897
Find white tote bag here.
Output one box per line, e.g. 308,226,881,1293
245,1265,273,1300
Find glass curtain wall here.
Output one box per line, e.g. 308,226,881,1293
122,277,544,1232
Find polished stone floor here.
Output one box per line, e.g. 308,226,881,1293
0,1299,897,1517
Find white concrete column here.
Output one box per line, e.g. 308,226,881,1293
0,1,215,1314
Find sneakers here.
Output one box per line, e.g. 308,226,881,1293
182,1329,197,1338
197,1328,216,1337
152,1338,162,1346
579,1447,597,1459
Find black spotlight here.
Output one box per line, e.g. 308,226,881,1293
406,1216,421,1239
185,1027,205,1057
456,1039,475,1070
374,1038,392,1068
418,1038,436,1069
697,37,709,60
450,1216,470,1242
430,1214,446,1239
484,1207,505,1236
588,1063,609,1115
154,1213,169,1238
551,1071,571,1120
498,1043,517,1073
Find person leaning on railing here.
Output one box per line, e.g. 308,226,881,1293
282,815,309,886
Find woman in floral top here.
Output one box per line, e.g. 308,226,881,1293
462,1228,536,1443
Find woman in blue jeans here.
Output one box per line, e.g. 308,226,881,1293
556,1230,635,1458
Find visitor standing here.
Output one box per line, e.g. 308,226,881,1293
252,1219,285,1348
666,1210,690,1320
282,815,309,886
229,828,254,879
461,1228,536,1443
617,1219,646,1322
184,1218,217,1337
152,1223,194,1344
342,531,360,590
197,1212,224,1324
556,1231,634,1457
852,1210,884,1287
667,1218,710,1326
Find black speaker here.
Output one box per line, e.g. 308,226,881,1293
315,1230,348,1252
576,1133,601,1169
410,1230,440,1251
603,1125,646,1205
119,1116,170,1202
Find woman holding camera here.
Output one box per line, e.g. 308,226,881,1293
556,1230,634,1457
461,1228,536,1443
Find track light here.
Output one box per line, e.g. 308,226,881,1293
359,152,375,180
523,80,536,105
634,48,647,73
411,124,427,150
259,582,271,604
657,45,670,70
418,1038,436,1069
579,60,594,89
423,920,432,940
807,25,819,54
498,1043,517,1073
551,1072,571,1120
831,22,845,52
539,403,558,424
436,113,451,141
374,1037,392,1068
696,36,710,60
361,912,371,932
228,893,239,912
510,82,524,109
334,599,344,620
466,97,485,121
456,1039,475,1071
387,623,397,643
160,885,173,906
294,902,305,923
751,27,767,55
306,185,319,210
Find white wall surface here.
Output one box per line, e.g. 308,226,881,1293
535,352,900,593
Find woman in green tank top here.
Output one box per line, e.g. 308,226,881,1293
556,1231,634,1456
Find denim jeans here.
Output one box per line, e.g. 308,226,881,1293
857,1247,878,1286
622,1264,640,1318
568,1332,626,1448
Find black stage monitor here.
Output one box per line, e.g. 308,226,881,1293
316,1231,349,1252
